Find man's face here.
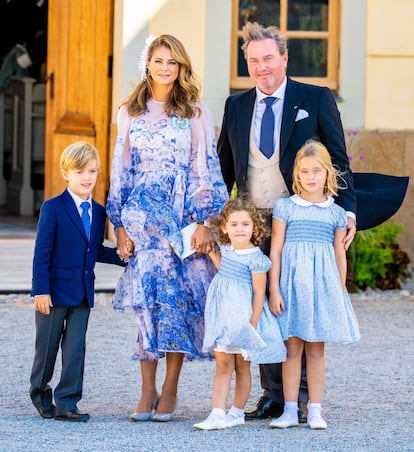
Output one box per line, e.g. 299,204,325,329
246,38,288,95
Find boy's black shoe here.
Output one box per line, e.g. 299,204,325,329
34,404,56,419
55,409,90,422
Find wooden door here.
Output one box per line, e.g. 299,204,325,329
44,0,113,204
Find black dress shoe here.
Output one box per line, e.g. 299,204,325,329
245,397,283,420
55,409,90,422
34,404,56,419
298,401,308,424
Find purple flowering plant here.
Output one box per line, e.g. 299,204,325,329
346,130,368,171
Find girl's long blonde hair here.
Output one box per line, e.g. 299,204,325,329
123,34,200,119
292,140,339,196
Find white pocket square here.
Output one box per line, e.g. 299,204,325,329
295,109,309,121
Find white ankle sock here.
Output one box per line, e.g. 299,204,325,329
308,403,322,417
211,408,225,419
284,401,298,417
225,405,244,422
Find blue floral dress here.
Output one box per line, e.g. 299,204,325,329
202,245,286,364
273,195,360,343
106,101,228,361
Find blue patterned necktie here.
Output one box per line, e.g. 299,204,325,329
80,201,91,238
260,96,277,158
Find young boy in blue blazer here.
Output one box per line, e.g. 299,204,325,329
30,142,131,422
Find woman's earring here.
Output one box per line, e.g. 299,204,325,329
143,68,150,81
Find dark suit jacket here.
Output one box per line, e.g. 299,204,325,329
218,77,356,214
32,189,123,307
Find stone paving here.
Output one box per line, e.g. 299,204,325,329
1,227,414,451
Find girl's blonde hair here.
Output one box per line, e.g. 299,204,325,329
209,195,269,246
60,141,100,171
292,140,339,196
123,34,200,119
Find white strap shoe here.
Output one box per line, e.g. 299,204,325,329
269,412,299,429
193,413,226,430
308,413,327,430
225,412,245,428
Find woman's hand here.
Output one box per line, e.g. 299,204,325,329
115,226,134,259
191,224,215,254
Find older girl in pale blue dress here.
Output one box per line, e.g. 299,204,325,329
194,197,286,431
268,141,359,431
106,35,227,422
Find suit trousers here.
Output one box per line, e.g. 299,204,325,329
259,209,309,405
30,302,90,413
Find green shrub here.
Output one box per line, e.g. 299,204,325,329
347,221,411,292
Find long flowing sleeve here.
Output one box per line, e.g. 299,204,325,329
106,106,132,229
184,102,228,222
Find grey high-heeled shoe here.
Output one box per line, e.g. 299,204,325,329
151,398,178,422
130,393,160,422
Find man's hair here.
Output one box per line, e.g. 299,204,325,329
241,21,288,58
60,141,101,171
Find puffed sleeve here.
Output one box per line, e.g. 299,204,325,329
184,102,228,222
248,251,272,273
106,106,132,229
272,198,289,224
334,204,348,230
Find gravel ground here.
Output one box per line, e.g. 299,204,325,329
1,289,414,452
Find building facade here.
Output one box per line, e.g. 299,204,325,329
0,0,413,258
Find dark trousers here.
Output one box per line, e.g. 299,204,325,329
260,357,309,404
259,209,309,405
30,302,90,413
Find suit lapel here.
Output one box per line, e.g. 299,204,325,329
61,189,89,240
280,78,302,156
236,89,256,173
90,200,103,244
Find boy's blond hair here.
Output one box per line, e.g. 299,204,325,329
60,142,101,171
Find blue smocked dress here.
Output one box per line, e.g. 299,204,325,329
202,245,286,364
106,101,228,361
273,195,360,343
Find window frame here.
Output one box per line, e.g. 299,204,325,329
231,0,340,90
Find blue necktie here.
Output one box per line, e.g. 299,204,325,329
80,201,91,238
260,96,277,158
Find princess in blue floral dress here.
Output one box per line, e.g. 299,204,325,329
194,196,285,431
268,141,359,430
106,35,227,421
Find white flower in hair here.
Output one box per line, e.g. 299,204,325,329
139,34,157,81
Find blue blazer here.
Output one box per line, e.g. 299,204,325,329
32,189,123,307
218,77,356,214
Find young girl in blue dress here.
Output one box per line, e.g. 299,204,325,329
268,140,360,430
193,196,286,430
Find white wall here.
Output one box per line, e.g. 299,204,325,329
203,0,232,126
337,0,367,129
112,0,231,127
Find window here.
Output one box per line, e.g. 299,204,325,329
231,0,340,90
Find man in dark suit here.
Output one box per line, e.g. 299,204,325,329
217,22,356,423
30,142,128,422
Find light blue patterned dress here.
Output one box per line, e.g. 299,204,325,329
273,195,360,343
106,101,228,361
202,245,287,364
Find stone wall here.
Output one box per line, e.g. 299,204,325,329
345,129,414,262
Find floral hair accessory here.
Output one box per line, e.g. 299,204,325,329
172,115,190,129
138,34,157,81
